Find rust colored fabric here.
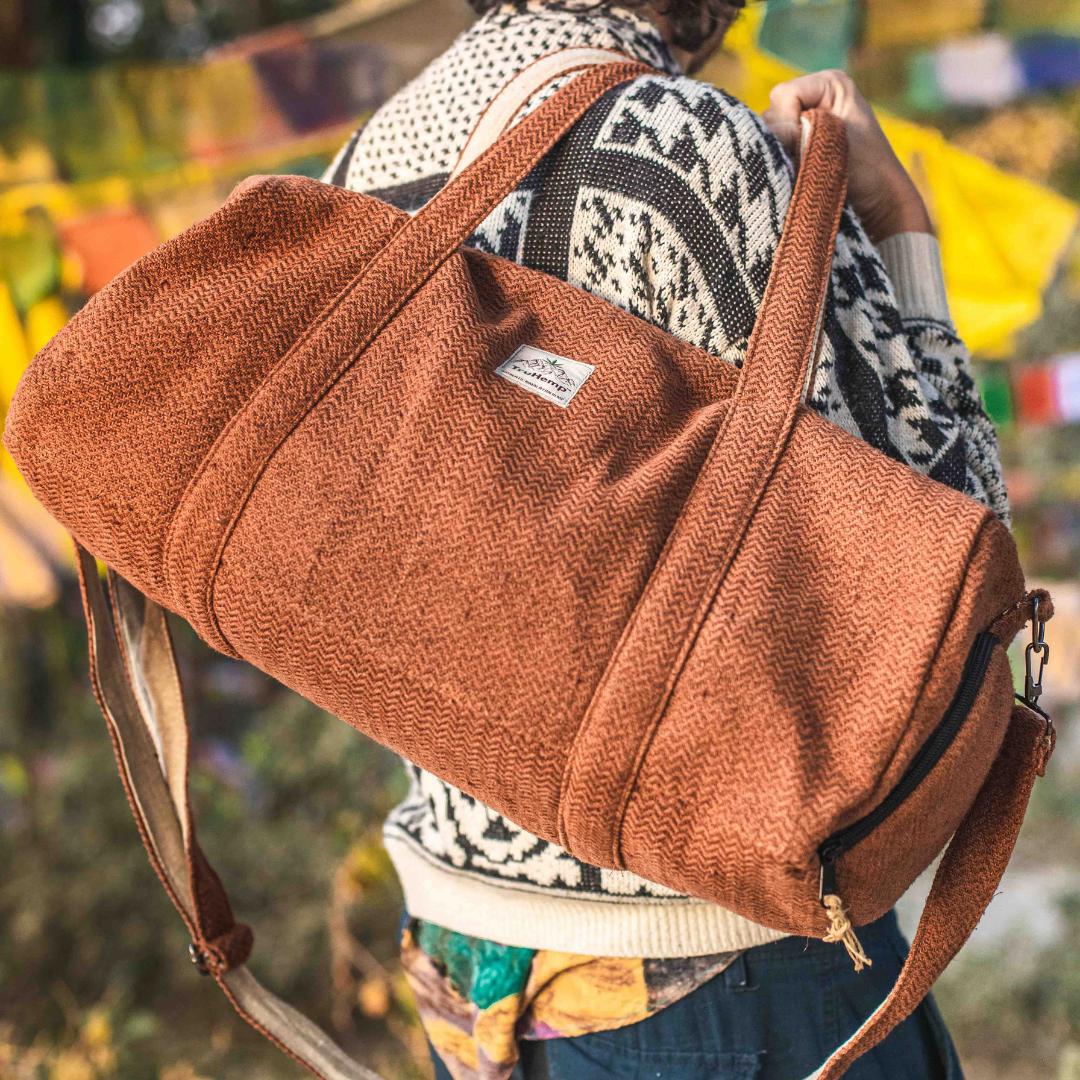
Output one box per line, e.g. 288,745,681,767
812,702,1054,1079
3,62,1054,1078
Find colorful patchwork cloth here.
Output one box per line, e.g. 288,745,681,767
401,918,740,1080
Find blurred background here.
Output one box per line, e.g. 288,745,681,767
0,0,1079,1077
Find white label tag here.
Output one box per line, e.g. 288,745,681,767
495,345,594,409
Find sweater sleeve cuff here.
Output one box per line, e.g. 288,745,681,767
875,232,951,324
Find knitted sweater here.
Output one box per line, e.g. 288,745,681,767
325,0,1008,957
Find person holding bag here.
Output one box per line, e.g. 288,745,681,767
7,0,1054,1077
316,1,1002,1077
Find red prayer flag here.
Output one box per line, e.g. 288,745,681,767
1013,363,1058,425
60,210,160,295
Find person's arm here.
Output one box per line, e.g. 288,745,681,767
762,69,931,244
875,230,1010,522
763,71,1009,524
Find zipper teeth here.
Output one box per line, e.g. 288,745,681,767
819,630,998,863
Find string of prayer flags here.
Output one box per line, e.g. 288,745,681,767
0,32,393,181
863,0,985,49
1017,34,1080,91
975,366,1015,428
930,34,1025,108
906,31,1080,110
757,0,856,78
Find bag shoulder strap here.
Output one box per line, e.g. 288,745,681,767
77,545,386,1080
807,700,1054,1079
76,538,1053,1080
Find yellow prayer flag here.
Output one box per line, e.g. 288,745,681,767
0,281,30,410
997,0,1080,33
24,295,69,356
0,143,57,187
0,473,76,605
874,116,1078,355
700,9,1080,356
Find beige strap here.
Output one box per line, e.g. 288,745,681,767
76,545,386,1080
449,48,637,181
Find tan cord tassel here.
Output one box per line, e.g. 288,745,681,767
822,894,872,972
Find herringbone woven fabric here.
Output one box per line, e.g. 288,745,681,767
5,65,1050,1079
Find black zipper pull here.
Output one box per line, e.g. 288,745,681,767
818,843,840,902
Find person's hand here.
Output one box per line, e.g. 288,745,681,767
761,70,932,244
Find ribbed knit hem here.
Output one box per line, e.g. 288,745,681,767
384,831,790,958
875,232,952,324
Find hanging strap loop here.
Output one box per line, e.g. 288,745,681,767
77,544,385,1080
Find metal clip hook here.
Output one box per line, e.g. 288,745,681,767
1024,596,1049,706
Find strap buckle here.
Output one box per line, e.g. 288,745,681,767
189,942,211,976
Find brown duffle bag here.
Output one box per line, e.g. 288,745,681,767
4,60,1056,1079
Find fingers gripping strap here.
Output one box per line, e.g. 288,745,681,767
76,543,387,1080
803,705,1052,1080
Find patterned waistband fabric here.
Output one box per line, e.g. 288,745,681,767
401,916,742,1080
325,0,1009,950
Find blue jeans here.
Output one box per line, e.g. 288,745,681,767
429,910,962,1080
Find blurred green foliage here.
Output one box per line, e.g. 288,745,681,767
0,581,428,1078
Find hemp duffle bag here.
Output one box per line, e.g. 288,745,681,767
4,57,1057,1080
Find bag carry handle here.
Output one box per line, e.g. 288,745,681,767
76,539,1052,1080
558,106,850,868
449,47,639,180
162,59,657,653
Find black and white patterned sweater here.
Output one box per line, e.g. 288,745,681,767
325,0,1009,957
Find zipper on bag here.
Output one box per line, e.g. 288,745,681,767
815,630,999,970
